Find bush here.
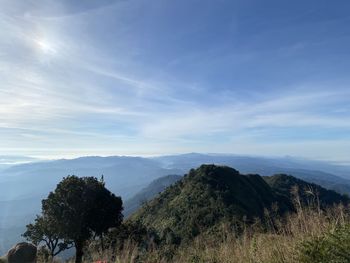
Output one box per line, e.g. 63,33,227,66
299,224,350,263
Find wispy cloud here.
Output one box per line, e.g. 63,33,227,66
0,0,350,160
139,89,350,138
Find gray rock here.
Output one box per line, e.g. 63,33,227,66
6,242,37,263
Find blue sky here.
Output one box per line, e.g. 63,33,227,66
0,0,350,162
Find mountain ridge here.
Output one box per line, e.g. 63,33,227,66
130,165,349,246
1,154,350,254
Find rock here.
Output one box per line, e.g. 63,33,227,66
6,242,37,263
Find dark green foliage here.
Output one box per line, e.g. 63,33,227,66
41,176,123,263
299,224,350,263
264,174,350,209
89,221,160,262
106,221,158,251
131,165,349,249
131,165,287,245
23,215,73,258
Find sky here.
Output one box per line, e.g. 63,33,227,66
0,0,350,162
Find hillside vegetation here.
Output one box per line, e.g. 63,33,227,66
74,165,350,263
19,164,350,263
2,154,350,255
124,175,182,217
264,174,350,208
130,165,348,247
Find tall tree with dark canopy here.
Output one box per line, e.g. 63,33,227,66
41,176,123,263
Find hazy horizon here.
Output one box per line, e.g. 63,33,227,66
1,0,350,162
1,152,350,167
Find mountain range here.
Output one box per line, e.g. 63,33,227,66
1,153,350,254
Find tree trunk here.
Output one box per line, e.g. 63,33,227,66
100,234,105,252
75,240,84,263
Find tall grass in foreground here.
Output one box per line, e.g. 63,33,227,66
75,203,350,263
171,204,349,263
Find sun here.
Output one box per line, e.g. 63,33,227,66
35,38,57,55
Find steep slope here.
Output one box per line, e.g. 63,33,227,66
124,174,182,217
131,165,288,244
277,169,350,195
264,174,350,208
131,165,349,245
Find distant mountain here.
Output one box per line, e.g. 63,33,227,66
154,153,350,195
0,156,181,254
0,156,182,201
154,153,350,177
0,155,38,170
2,153,349,202
131,165,349,246
1,153,350,254
124,174,182,217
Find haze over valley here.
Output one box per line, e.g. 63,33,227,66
1,0,350,262
1,153,350,255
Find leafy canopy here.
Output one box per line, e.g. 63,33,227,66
23,215,73,258
41,175,123,263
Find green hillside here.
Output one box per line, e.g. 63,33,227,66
264,174,350,208
124,174,182,217
130,165,282,244
130,165,348,246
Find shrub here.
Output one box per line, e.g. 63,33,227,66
299,224,350,263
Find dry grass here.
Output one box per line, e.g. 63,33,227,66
82,204,349,263
175,204,349,263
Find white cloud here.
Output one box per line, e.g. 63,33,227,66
139,89,350,139
0,0,349,161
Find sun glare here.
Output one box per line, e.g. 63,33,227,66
35,38,57,55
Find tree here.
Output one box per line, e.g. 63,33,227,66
85,176,124,251
41,176,123,263
23,215,73,260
